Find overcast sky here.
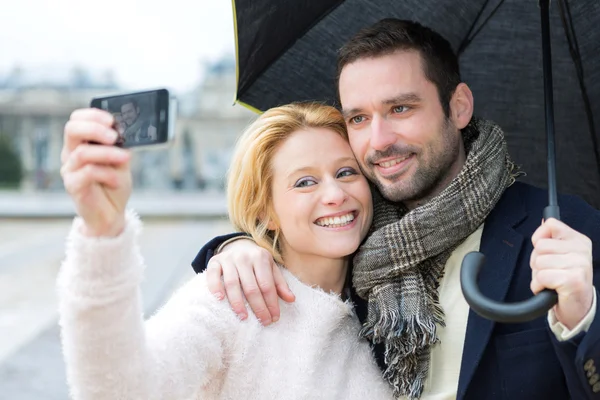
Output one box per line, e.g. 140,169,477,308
0,0,235,93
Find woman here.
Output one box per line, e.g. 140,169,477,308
57,102,394,399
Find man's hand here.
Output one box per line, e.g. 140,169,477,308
206,239,295,326
531,218,595,330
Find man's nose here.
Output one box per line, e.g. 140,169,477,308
370,115,397,151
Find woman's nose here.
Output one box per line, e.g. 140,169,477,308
322,181,348,206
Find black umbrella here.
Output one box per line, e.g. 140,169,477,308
231,0,599,322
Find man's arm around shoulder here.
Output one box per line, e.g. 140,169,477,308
191,232,249,273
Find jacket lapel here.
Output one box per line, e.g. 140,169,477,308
456,183,528,399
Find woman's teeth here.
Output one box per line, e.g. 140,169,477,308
315,213,355,227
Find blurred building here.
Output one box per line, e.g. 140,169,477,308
0,57,257,192
168,57,257,191
0,66,119,191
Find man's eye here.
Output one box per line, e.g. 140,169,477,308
295,179,316,188
392,106,408,113
350,116,365,124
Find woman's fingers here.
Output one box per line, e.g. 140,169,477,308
69,108,115,125
62,108,118,162
61,144,130,175
62,163,124,193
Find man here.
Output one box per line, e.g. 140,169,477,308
120,99,157,144
192,19,600,399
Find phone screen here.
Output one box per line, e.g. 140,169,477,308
90,89,171,148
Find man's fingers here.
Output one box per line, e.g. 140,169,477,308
238,266,272,325
254,261,280,323
221,263,248,320
532,269,575,291
533,238,590,256
530,276,543,295
206,259,225,300
532,218,581,245
532,253,585,271
530,269,563,294
273,264,295,303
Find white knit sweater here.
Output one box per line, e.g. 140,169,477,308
57,211,394,400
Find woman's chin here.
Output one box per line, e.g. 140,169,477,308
316,242,360,259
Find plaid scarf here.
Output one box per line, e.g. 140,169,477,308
352,118,520,399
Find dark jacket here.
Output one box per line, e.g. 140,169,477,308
192,182,600,399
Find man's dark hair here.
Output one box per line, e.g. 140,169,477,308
120,98,139,111
336,19,461,117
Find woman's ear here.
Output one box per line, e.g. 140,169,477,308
259,210,278,231
266,219,277,231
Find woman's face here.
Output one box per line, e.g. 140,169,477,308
269,127,373,262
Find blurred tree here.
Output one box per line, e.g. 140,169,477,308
0,134,23,188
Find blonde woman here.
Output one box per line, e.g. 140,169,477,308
57,103,394,399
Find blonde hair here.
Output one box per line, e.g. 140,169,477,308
227,102,348,265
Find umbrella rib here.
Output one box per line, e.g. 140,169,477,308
558,0,600,184
236,0,345,101
457,0,491,56
458,0,506,56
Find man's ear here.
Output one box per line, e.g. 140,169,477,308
450,83,474,130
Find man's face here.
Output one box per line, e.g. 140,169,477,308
121,103,139,126
339,50,464,206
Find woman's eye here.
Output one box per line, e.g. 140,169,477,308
337,168,357,178
295,179,316,188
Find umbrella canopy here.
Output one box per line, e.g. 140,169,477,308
233,0,600,208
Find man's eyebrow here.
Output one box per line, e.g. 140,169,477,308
342,93,422,119
382,93,422,105
341,107,362,119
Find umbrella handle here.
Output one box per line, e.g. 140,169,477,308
543,205,560,221
459,0,562,325
460,252,558,323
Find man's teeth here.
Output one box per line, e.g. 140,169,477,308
379,156,409,168
316,213,355,227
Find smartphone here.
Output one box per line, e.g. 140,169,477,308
90,88,177,149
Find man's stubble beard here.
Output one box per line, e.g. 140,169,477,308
368,118,463,206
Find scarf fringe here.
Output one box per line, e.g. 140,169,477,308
360,308,441,347
360,300,443,398
383,345,429,400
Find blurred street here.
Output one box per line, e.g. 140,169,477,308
0,215,231,400
0,2,250,398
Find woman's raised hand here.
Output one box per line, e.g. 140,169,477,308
60,108,132,237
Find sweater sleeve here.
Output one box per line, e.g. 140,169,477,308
57,210,241,400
